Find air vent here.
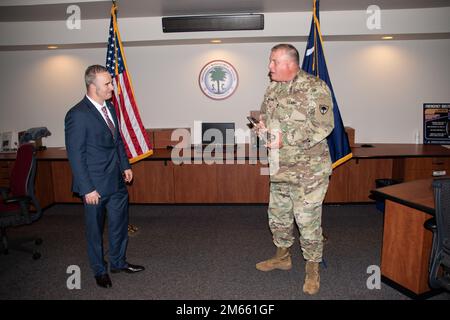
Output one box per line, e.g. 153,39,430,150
162,14,264,33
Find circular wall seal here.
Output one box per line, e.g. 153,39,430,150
199,60,238,100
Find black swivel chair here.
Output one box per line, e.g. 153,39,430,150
0,143,43,259
424,178,450,291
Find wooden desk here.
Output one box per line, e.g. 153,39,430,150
1,146,270,206
325,144,450,203
371,178,438,298
1,144,450,206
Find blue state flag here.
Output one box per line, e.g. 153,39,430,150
301,0,352,168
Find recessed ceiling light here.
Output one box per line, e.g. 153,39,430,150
210,39,222,43
47,45,58,49
381,36,393,40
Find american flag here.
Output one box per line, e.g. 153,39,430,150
106,3,153,163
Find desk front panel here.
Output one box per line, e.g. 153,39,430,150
3,144,450,205
381,200,433,294
128,160,175,203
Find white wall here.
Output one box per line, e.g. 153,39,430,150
2,8,450,46
324,39,450,143
1,39,450,146
1,6,450,147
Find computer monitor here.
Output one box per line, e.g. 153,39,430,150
201,122,235,145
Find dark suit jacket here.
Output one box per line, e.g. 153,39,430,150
64,96,131,197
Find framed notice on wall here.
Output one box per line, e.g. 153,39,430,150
423,103,450,144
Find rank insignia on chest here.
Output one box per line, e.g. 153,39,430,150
319,104,330,115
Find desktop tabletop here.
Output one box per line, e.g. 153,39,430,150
371,178,436,214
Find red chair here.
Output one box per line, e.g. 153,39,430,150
0,143,43,259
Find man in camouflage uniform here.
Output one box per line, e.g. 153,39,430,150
255,44,334,295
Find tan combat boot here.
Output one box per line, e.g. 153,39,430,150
256,247,292,271
303,261,320,295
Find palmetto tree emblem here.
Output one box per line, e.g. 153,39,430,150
209,67,227,94
199,60,238,100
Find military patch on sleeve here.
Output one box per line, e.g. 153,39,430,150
319,104,330,115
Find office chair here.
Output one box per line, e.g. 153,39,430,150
0,143,43,259
424,178,450,291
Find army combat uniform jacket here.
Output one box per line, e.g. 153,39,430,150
260,70,334,185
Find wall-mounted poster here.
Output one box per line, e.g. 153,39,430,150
423,103,450,144
199,60,238,100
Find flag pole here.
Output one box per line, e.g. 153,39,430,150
106,0,153,163
302,0,352,169
106,0,153,235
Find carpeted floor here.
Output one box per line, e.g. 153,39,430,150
0,203,449,300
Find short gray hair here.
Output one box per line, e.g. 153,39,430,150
84,65,108,88
271,44,299,65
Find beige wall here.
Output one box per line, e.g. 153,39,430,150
0,7,449,146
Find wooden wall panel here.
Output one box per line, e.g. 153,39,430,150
348,159,393,202
173,163,217,203
0,160,13,188
216,163,269,203
128,161,174,203
34,161,55,208
394,157,450,181
4,144,450,206
325,162,349,203
51,161,81,203
326,158,392,203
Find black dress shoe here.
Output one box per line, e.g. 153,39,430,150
95,274,112,288
110,263,145,274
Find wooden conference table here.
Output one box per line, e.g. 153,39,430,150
371,178,442,298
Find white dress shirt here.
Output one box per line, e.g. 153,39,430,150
86,95,115,128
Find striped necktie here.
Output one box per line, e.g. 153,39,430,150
101,106,115,136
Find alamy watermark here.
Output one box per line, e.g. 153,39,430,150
366,265,381,290
66,265,81,289
169,127,278,176
66,5,81,30
366,5,381,30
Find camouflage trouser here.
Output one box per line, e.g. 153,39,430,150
268,176,329,262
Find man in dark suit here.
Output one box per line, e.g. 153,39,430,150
65,65,144,288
